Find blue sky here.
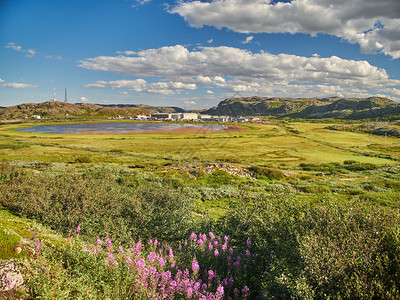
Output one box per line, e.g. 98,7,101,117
1,0,400,109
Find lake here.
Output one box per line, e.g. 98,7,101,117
16,122,237,134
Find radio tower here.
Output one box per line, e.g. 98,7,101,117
64,88,68,103
53,86,56,101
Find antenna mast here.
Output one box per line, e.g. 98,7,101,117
64,88,67,103
53,86,56,101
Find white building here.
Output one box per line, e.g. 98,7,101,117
31,115,41,119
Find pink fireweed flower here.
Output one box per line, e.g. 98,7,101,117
227,256,232,263
229,247,234,255
208,242,213,251
224,236,230,243
208,270,215,280
214,249,219,257
73,224,81,234
229,277,234,285
234,288,239,295
233,261,240,268
217,236,222,242
246,238,252,247
209,232,215,240
105,238,112,250
189,232,198,240
158,257,166,267
222,244,227,252
96,236,102,246
35,241,41,252
113,260,118,267
242,285,250,297
192,258,200,273
200,233,207,241
169,248,174,260
136,259,146,268
171,261,176,268
213,240,218,247
201,283,208,294
246,249,251,256
197,239,204,245
108,253,115,261
147,251,157,262
126,256,132,267
85,246,90,253
243,264,248,269
118,246,124,254
216,286,224,298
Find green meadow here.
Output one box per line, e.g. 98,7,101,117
1,119,400,299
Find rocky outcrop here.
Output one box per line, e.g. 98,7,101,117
0,260,24,292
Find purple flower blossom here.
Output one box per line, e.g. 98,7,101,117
208,242,213,251
35,241,41,252
246,238,252,247
242,285,250,297
222,244,227,252
213,240,218,247
118,246,124,254
234,288,239,295
227,256,232,263
169,248,174,260
192,258,200,273
214,249,219,257
208,270,215,280
216,286,224,298
246,249,250,256
209,232,215,240
197,239,204,245
96,237,102,246
229,247,234,255
243,264,248,269
190,232,198,240
201,283,208,294
136,259,146,268
105,238,112,250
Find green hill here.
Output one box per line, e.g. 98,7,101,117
0,101,183,120
204,96,398,120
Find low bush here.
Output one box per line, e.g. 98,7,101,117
249,166,285,180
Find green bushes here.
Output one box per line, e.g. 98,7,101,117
217,197,400,299
0,166,198,244
249,166,285,180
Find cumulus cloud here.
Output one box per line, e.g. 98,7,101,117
79,45,400,99
0,78,4,83
0,82,39,89
80,97,89,102
171,0,400,59
85,78,196,95
5,42,36,57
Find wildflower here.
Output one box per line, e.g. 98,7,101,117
229,247,234,255
246,249,250,256
118,246,124,254
190,232,198,240
136,259,146,268
113,260,118,267
208,242,213,251
227,256,232,263
85,246,90,253
147,251,157,262
75,224,81,234
216,286,224,298
169,248,174,260
158,257,166,267
233,261,240,268
197,239,204,245
105,238,112,250
126,256,132,267
201,283,208,294
35,241,41,253
96,236,102,246
222,244,227,252
242,285,250,297
213,240,218,247
214,249,219,257
185,287,193,298
229,277,234,285
246,238,252,247
108,253,115,261
208,270,215,280
224,235,230,243
192,258,200,273
209,232,215,240
233,288,239,295
243,264,247,269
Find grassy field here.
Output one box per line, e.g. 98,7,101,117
1,119,400,299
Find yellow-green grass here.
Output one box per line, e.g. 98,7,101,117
0,120,398,167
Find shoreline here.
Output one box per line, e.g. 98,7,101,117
68,125,246,135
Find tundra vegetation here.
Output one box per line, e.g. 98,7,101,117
0,116,400,299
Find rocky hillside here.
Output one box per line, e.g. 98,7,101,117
0,101,183,120
204,96,398,119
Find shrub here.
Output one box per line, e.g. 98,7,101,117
249,166,285,180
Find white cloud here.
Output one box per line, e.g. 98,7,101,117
171,0,400,59
242,36,254,44
0,82,39,89
86,78,196,95
206,90,214,94
80,97,88,102
131,0,151,7
207,39,214,44
79,45,400,99
5,42,36,58
0,78,4,83
184,100,196,105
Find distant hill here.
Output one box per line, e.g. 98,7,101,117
0,101,184,120
203,96,398,120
